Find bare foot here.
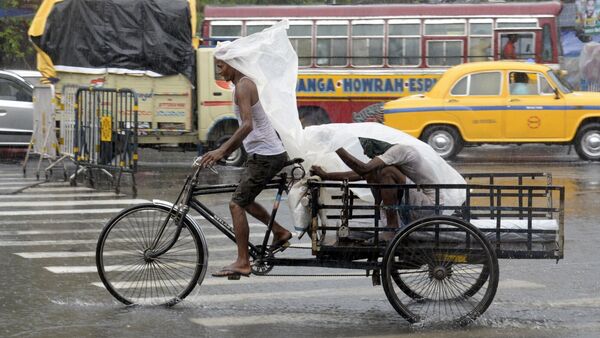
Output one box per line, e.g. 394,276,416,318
271,229,292,245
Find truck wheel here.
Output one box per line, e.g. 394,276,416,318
574,122,600,161
352,103,384,123
421,125,463,160
216,135,247,167
299,107,330,127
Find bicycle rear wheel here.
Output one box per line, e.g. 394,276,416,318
96,204,208,306
382,216,499,325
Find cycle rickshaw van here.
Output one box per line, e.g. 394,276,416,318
96,156,564,325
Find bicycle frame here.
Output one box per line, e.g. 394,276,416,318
147,165,292,261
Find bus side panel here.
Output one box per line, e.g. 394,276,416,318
296,72,442,123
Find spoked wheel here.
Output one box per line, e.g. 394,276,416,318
96,204,208,306
382,216,499,325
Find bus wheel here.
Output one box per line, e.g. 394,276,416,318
299,107,330,127
215,135,247,167
574,122,600,161
353,103,384,123
421,125,463,160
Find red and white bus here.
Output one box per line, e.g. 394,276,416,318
202,1,563,125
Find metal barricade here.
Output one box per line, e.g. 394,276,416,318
72,87,139,195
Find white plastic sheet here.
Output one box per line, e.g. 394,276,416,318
214,21,466,231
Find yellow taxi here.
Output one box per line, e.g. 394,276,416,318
383,61,600,161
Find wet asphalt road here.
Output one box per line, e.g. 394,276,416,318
1,144,599,338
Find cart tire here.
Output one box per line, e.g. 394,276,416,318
392,261,490,300
382,216,499,325
96,204,208,306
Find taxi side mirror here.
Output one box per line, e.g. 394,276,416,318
553,87,560,100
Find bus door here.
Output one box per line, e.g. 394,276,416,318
504,71,565,139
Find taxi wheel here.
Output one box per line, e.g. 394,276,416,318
421,125,463,160
574,123,600,161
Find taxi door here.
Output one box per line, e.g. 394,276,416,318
504,71,565,139
444,71,504,141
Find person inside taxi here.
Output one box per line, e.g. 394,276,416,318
510,72,533,95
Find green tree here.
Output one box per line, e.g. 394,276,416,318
0,0,36,69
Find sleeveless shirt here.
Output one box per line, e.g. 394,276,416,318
233,77,285,155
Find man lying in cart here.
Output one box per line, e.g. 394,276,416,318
311,137,465,242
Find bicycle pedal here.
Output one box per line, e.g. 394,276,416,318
270,242,290,254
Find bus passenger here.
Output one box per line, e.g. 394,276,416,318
311,137,450,242
502,34,519,59
198,59,292,279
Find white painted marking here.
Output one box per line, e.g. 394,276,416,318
1,229,101,236
546,297,600,308
499,279,545,289
0,192,126,200
0,199,148,208
0,180,37,185
190,314,324,328
0,233,263,246
91,274,363,289
19,187,95,192
14,246,236,258
0,214,206,225
45,260,233,274
188,286,383,305
0,208,125,216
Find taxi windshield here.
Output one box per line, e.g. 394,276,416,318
547,70,573,94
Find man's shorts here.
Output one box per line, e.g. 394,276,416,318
231,152,288,207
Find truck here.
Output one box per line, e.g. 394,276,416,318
29,0,245,165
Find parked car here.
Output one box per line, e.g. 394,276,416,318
0,70,34,147
383,61,600,161
6,69,43,86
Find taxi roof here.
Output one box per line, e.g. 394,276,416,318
428,61,552,98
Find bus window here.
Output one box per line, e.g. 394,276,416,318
424,19,465,36
289,21,313,67
210,21,242,43
496,18,538,29
469,20,493,62
316,21,349,67
427,40,463,67
388,20,420,66
351,20,384,66
246,21,276,35
499,33,535,60
542,24,553,62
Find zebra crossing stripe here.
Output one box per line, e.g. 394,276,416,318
14,246,237,259
0,192,127,200
189,314,330,327
0,208,126,216
91,274,364,289
45,259,233,274
186,287,384,305
0,199,148,208
19,187,95,192
0,233,264,246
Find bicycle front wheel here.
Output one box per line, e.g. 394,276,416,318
96,204,208,306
